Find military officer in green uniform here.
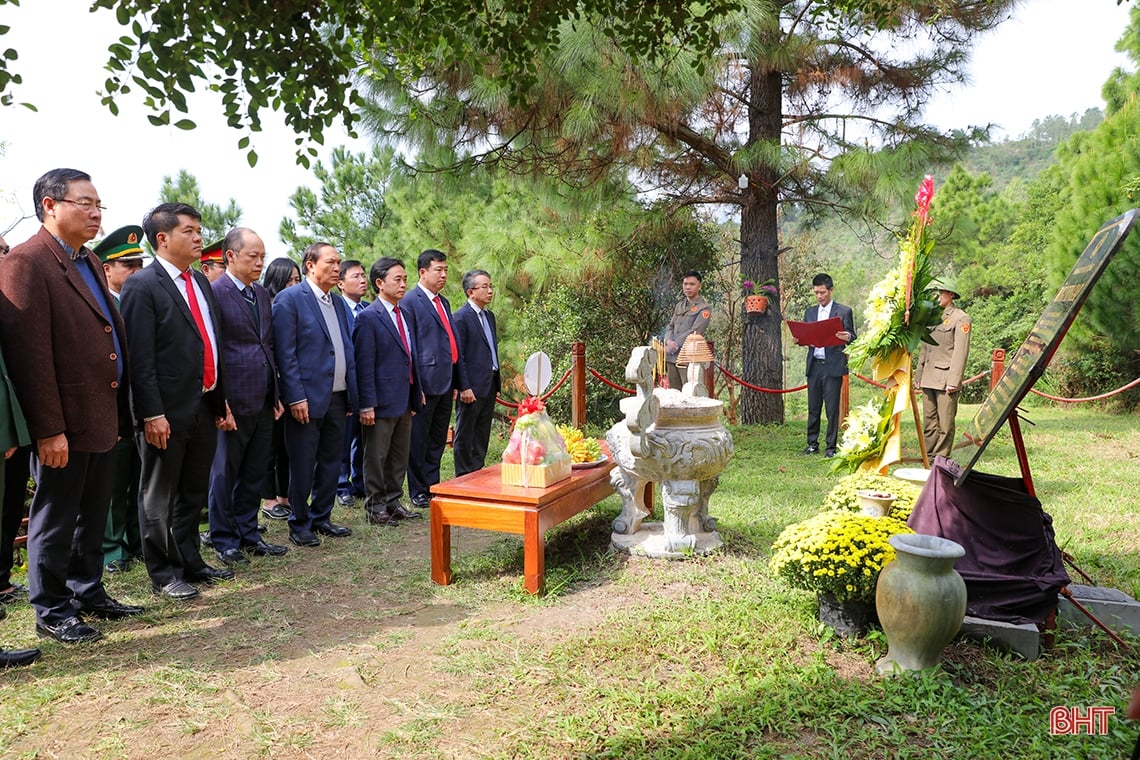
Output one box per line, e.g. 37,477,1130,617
663,270,712,389
0,332,38,666
94,226,147,573
916,278,971,459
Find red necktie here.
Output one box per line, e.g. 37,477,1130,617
181,270,216,390
433,295,459,363
393,305,413,384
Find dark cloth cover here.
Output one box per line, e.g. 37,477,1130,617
907,456,1070,625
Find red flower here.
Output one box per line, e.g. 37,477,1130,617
518,396,545,416
914,174,935,227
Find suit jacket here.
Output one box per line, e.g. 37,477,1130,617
403,285,467,397
452,302,499,399
272,280,358,418
211,275,279,417
916,306,971,391
803,301,856,378
0,226,132,451
354,300,423,418
121,259,228,431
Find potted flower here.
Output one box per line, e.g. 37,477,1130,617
769,511,913,636
742,278,777,313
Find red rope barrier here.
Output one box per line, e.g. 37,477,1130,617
854,373,887,389
495,396,519,410
587,366,635,394
1028,376,1140,403
716,363,807,394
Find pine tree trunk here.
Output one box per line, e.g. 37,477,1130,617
739,66,784,425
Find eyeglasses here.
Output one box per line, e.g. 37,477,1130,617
53,198,107,212
472,284,494,290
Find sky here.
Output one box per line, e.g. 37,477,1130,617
0,0,1133,254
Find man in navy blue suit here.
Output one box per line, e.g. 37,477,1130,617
801,273,856,458
403,249,467,508
451,269,500,476
336,259,368,507
354,257,425,526
272,242,358,547
206,228,289,566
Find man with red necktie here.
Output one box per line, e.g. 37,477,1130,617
402,249,467,508
121,203,236,602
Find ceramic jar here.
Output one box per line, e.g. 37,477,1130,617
875,533,966,675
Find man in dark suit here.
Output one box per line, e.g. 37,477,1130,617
451,269,500,476
206,228,289,566
354,257,424,526
121,202,236,602
0,168,143,644
403,249,467,507
801,273,856,458
336,259,368,507
273,242,358,547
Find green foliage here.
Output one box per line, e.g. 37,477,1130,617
157,170,241,243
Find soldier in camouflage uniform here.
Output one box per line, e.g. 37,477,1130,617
916,278,971,459
663,270,711,389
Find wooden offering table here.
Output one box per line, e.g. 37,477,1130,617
430,461,616,594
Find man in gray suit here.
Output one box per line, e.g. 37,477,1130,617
802,273,855,458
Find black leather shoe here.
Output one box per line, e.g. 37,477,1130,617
802,445,819,455
391,505,423,520
79,597,145,620
104,558,131,574
313,521,352,537
36,616,103,644
261,502,292,520
199,531,214,548
289,529,321,547
243,540,288,557
410,494,430,509
215,548,250,567
335,493,357,507
0,646,41,668
0,582,28,605
152,580,200,601
366,511,399,526
824,448,837,458
185,564,235,584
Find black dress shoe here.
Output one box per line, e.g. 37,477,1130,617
185,564,235,584
0,582,28,605
36,616,103,644
410,494,431,509
335,492,357,507
79,597,145,620
196,564,237,582
802,445,820,455
824,448,837,458
313,521,352,537
366,511,399,526
104,558,131,574
261,502,292,520
215,548,250,567
0,647,41,668
243,539,289,557
199,531,214,548
289,529,321,547
391,505,423,520
152,580,200,601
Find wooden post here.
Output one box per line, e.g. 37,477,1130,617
571,340,587,428
839,374,850,426
990,348,1005,390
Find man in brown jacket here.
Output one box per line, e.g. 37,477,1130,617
0,168,143,644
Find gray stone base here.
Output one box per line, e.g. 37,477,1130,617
1058,584,1140,635
957,616,1040,661
611,522,723,558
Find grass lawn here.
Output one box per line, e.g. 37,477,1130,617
0,399,1137,759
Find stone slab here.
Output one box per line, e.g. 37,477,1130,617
957,615,1040,661
1057,584,1140,635
611,522,722,559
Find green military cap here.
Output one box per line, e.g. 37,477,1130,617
93,225,147,263
928,277,960,299
200,238,225,265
